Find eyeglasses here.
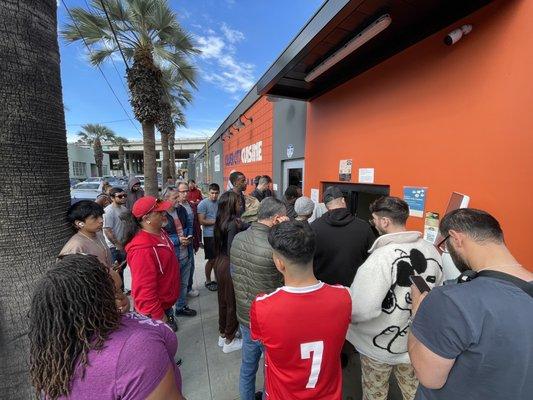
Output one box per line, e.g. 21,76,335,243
436,234,450,253
115,194,127,199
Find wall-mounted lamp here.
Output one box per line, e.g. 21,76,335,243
305,14,392,82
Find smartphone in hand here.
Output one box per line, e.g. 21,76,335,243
409,275,431,293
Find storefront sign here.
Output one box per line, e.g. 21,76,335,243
358,168,374,183
339,159,352,181
423,212,440,243
287,144,294,158
214,154,220,172
403,186,427,217
224,140,263,166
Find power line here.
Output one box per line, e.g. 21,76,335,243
67,118,133,126
98,0,130,71
81,0,130,95
60,0,141,135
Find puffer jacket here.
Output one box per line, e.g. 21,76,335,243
230,222,283,327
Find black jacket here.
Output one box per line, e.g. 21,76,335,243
310,208,375,287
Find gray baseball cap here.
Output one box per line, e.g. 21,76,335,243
295,196,315,216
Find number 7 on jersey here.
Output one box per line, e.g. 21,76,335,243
300,341,324,388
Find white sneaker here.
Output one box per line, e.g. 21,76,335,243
222,338,242,353
218,336,225,347
187,289,200,298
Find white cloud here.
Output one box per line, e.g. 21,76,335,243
197,36,225,59
195,24,255,94
221,23,244,43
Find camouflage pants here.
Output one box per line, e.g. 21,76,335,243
360,354,418,400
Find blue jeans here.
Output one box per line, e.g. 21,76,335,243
175,254,192,312
239,324,264,400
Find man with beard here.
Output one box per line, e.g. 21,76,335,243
229,171,247,216
125,177,144,210
348,196,442,400
408,208,533,400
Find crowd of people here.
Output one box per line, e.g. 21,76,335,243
28,171,532,400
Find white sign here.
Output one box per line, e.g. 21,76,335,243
358,168,374,183
287,144,294,158
273,183,278,191
310,188,320,203
241,141,262,164
214,154,220,172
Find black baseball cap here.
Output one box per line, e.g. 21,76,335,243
323,186,344,204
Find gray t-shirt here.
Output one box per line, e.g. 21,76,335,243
197,198,218,237
103,204,127,247
412,276,533,400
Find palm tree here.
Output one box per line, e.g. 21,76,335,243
158,67,192,181
169,105,187,179
111,136,129,175
62,0,198,195
0,0,70,397
77,123,117,176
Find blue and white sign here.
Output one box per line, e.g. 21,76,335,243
286,144,294,159
403,187,427,218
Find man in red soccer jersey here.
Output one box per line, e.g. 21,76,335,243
250,220,352,400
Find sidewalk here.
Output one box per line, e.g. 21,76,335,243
126,251,402,400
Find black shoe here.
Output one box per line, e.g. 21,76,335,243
176,306,197,317
166,315,178,332
255,392,263,400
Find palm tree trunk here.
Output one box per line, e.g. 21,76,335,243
160,130,170,183
118,145,125,175
142,121,158,196
169,132,176,180
0,0,71,396
94,138,103,176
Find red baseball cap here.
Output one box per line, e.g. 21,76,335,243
132,196,173,218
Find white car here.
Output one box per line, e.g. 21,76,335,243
70,182,103,202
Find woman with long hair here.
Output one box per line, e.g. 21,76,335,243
59,200,129,313
214,191,249,353
121,196,180,332
29,254,185,400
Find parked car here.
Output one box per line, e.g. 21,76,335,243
69,178,81,188
70,182,102,202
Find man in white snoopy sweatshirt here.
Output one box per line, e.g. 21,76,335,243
348,197,442,400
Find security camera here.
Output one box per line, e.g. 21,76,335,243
444,24,473,46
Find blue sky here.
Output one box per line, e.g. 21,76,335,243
58,0,324,142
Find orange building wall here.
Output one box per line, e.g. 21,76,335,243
223,97,273,194
304,0,533,269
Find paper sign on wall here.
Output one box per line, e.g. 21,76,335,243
339,159,352,181
358,168,374,183
403,186,427,218
310,188,320,203
423,212,440,243
214,154,220,172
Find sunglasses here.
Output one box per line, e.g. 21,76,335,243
436,234,450,253
115,194,127,199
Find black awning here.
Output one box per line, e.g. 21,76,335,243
257,0,493,100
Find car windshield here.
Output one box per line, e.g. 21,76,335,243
74,183,100,190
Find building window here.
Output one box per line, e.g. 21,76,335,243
73,161,86,177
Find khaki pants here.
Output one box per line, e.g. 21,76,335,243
360,354,418,400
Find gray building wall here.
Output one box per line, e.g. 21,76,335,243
208,137,224,190
272,99,307,197
68,143,111,179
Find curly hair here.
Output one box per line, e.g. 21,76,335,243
29,254,121,399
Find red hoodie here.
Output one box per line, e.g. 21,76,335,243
125,229,180,320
